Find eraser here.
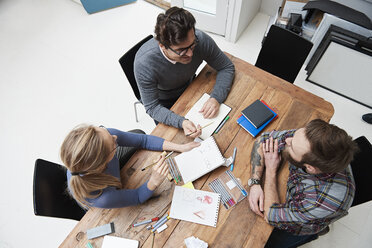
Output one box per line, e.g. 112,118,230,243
86,222,115,240
157,223,168,233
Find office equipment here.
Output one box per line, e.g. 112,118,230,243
350,136,372,207
119,35,153,122
186,121,214,137
185,93,231,140
306,25,372,108
209,170,247,210
230,147,237,171
132,217,159,227
238,101,278,137
61,54,335,248
255,25,313,83
241,100,274,128
173,136,225,183
214,116,230,134
33,159,86,221
102,235,139,248
169,186,220,227
86,222,115,240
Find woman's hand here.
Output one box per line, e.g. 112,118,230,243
178,141,201,152
182,120,202,138
147,153,169,191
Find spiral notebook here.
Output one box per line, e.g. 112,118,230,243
169,186,220,227
173,136,225,184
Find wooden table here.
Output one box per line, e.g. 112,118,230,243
60,54,334,248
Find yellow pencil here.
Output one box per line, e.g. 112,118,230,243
186,121,214,137
141,151,174,171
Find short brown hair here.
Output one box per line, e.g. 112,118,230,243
154,7,196,48
302,119,358,173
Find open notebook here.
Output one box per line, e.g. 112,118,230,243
185,93,231,140
173,136,225,184
169,186,220,227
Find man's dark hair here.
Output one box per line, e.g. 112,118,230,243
154,7,196,48
302,119,358,173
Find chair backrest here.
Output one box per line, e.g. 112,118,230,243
119,35,153,101
33,159,86,221
351,136,372,207
255,25,313,83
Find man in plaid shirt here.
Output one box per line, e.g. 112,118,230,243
247,119,358,248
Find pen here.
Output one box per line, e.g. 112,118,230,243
186,121,214,137
151,216,170,233
132,217,160,227
230,147,237,171
141,151,174,171
151,214,168,231
214,116,230,134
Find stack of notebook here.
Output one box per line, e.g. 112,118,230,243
237,100,278,137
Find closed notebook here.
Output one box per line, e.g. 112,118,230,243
173,136,225,184
237,101,278,137
241,100,274,128
169,186,220,227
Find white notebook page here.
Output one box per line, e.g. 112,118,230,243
185,93,231,140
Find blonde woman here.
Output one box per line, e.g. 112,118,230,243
60,125,200,209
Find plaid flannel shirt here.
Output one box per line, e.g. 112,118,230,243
260,130,355,235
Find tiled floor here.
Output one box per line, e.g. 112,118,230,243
0,0,371,247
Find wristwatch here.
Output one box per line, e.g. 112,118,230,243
248,178,261,187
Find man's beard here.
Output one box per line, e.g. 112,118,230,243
282,147,306,169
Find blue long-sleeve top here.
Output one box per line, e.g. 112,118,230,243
67,128,164,209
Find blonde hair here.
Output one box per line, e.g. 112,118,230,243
60,124,122,207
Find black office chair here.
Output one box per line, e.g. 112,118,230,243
255,25,313,83
33,159,86,221
350,136,372,207
119,35,153,122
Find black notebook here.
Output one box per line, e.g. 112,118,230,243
241,100,274,128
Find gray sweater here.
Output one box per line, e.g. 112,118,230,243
134,29,235,128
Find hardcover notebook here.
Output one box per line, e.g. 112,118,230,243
169,186,220,227
241,99,274,128
185,93,231,140
174,136,225,184
237,100,278,137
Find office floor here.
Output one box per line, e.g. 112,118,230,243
0,0,371,247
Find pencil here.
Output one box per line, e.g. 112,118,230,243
141,151,174,171
185,121,214,137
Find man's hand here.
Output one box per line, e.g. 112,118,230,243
182,120,201,138
263,137,281,174
248,184,265,217
199,97,219,119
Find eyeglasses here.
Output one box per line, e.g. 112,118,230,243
168,35,199,56
99,125,118,154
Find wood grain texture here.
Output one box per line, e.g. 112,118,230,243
60,54,333,248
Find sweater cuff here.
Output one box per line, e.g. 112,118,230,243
178,116,187,129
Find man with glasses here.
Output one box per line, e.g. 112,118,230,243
134,7,235,138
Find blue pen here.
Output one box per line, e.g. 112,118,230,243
230,147,237,171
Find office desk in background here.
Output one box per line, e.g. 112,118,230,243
60,54,334,248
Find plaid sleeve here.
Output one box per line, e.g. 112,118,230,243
267,186,336,232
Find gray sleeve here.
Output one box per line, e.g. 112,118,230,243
198,31,235,103
134,66,186,128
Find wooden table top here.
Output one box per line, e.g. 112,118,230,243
60,54,334,248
